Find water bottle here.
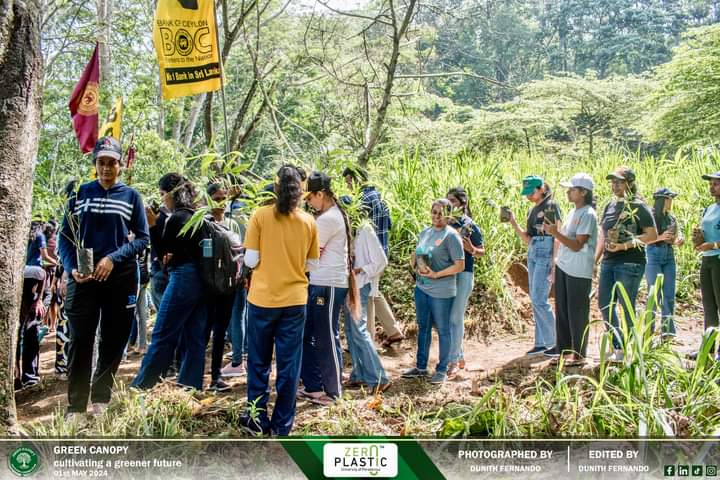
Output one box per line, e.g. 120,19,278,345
202,238,213,258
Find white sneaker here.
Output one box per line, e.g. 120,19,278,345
91,403,108,416
608,349,624,363
220,362,246,378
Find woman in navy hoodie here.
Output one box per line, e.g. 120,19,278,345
58,137,149,418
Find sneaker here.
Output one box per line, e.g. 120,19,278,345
224,351,234,359
543,347,560,358
209,380,232,392
458,359,466,370
21,378,40,389
608,349,624,363
686,351,699,361
526,346,546,356
446,363,459,379
91,403,108,416
401,367,428,378
429,371,447,384
221,362,246,378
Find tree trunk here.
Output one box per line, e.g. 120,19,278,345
96,0,112,84
183,93,206,149
0,0,43,434
203,92,214,148
157,77,165,138
357,0,417,167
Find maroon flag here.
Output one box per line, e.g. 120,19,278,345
69,44,100,153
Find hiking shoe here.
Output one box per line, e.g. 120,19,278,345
209,380,232,393
608,349,624,363
543,347,560,358
429,371,447,384
401,367,428,378
221,362,246,378
526,346,546,356
91,403,108,416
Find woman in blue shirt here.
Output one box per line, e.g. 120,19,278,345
401,199,464,384
694,171,720,357
446,187,484,376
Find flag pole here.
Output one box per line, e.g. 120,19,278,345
212,1,231,157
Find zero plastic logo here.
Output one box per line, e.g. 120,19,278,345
323,443,398,478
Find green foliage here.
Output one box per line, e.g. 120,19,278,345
650,24,720,149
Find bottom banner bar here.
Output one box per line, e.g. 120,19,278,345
0,439,717,479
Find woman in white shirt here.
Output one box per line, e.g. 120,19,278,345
343,209,390,392
300,172,360,405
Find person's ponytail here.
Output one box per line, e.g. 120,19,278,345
275,165,302,215
331,192,360,319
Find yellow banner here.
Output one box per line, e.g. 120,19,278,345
100,97,123,140
153,0,222,100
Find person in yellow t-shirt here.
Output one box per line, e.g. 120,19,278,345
240,164,319,436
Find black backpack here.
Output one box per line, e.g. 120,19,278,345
199,218,242,296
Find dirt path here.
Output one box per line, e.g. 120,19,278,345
16,306,706,430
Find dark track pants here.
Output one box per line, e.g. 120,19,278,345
65,262,137,412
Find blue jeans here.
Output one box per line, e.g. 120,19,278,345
229,287,247,365
150,268,169,312
449,271,473,363
414,287,453,374
301,285,348,399
528,236,556,348
246,302,306,436
343,284,388,386
645,244,677,335
132,262,208,390
599,261,645,349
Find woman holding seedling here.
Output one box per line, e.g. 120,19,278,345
595,167,657,363
508,175,562,357
545,173,597,365
402,199,464,385
645,188,682,338
446,187,484,376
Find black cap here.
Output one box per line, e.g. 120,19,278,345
206,182,223,197
653,187,678,199
92,136,122,162
606,166,636,183
305,171,332,198
341,165,368,182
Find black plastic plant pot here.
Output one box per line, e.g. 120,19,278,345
77,247,94,276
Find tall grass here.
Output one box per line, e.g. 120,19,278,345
375,147,720,311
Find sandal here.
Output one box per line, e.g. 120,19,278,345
369,382,392,394
343,380,363,389
381,334,404,348
297,389,335,406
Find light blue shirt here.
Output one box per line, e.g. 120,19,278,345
702,203,720,257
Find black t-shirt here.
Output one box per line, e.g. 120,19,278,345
601,199,656,264
526,196,562,237
159,208,203,267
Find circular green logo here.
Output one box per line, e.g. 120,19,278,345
8,447,39,477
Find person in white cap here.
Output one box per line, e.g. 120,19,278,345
544,173,597,365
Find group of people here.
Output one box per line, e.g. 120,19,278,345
17,134,720,436
503,167,720,365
